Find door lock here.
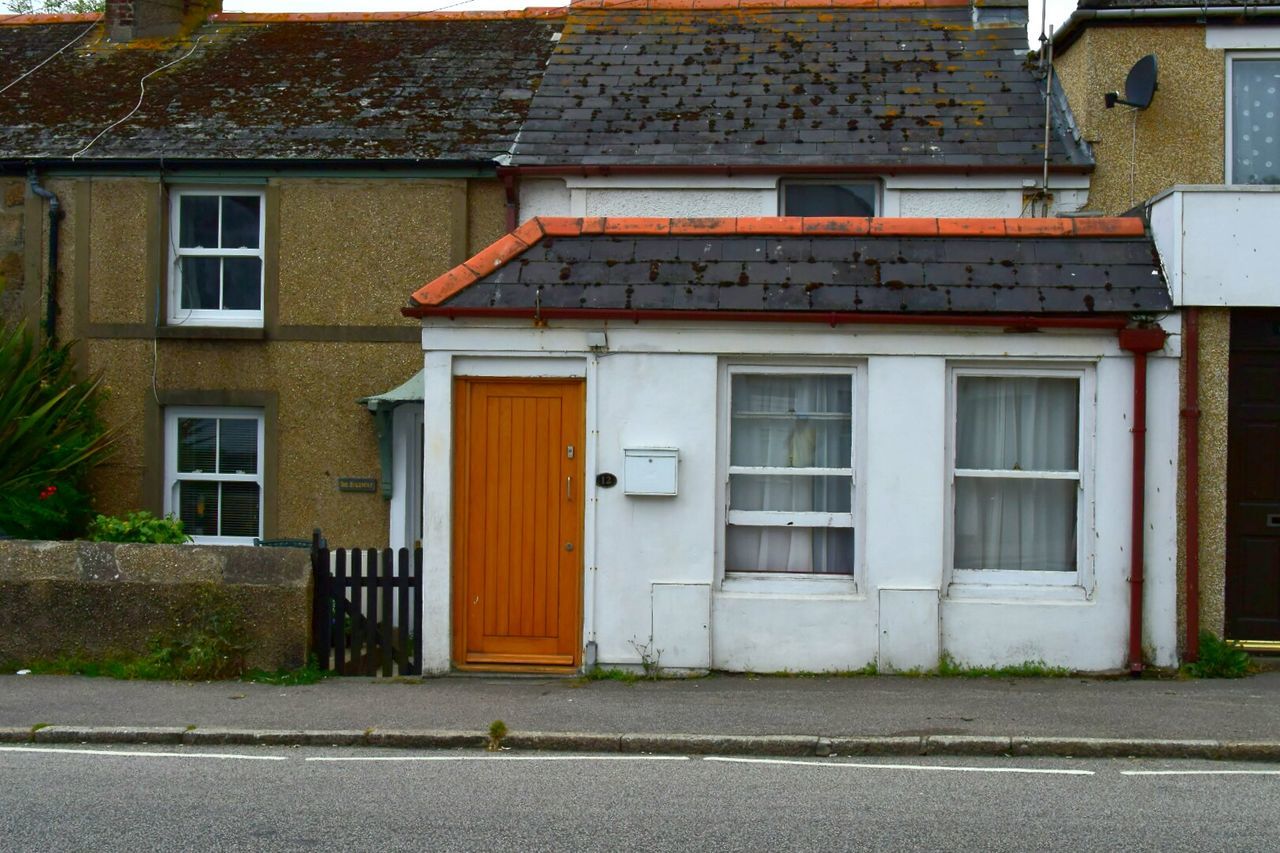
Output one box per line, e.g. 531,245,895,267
565,542,574,552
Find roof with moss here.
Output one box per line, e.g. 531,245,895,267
511,3,1090,168
0,15,561,162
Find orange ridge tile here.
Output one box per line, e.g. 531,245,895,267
670,217,737,235
413,266,478,307
802,217,872,235
539,218,585,237
937,219,1008,237
1005,219,1074,237
513,218,548,247
579,217,608,235
735,217,804,235
1071,218,1146,237
463,231,532,279
603,218,672,235
870,218,940,236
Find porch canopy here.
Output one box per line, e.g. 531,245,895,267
404,217,1171,319
358,369,424,500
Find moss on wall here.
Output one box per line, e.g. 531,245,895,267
0,540,311,672
276,179,459,326
1055,24,1225,215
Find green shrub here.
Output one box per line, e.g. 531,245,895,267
1182,631,1253,679
0,323,114,539
87,511,191,544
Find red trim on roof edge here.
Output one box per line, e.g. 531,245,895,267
408,216,1148,308
1,12,101,24
403,306,1135,330
209,9,566,22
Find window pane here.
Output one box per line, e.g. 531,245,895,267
730,375,851,468
956,377,1078,471
954,477,1076,572
179,257,220,311
178,480,218,538
221,195,261,249
218,418,258,474
1232,59,1280,185
726,526,853,574
220,482,260,538
222,258,262,310
177,417,216,473
729,474,851,512
178,195,219,248
784,183,876,216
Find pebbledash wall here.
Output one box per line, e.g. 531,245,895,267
27,173,506,544
417,320,1182,674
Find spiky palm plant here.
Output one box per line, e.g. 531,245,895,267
0,324,114,539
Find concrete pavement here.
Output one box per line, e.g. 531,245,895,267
2,671,1279,760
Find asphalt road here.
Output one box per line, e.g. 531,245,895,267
2,746,1278,852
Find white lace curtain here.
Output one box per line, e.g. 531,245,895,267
954,376,1078,573
727,375,853,574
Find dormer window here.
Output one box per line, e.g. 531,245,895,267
168,188,266,327
1230,56,1280,185
780,180,878,216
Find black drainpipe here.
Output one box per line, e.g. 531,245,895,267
27,170,62,345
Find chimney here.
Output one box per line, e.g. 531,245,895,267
106,0,221,42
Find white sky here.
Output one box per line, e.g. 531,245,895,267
4,0,1081,50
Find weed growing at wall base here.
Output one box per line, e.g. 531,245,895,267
1181,631,1254,679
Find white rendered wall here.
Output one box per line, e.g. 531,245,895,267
518,174,1091,220
420,320,1179,673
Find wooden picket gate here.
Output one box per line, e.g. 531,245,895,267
311,531,423,676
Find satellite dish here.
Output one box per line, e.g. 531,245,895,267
1105,55,1158,110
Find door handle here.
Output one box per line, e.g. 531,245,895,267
566,476,572,501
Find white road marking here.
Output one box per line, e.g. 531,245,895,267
1121,769,1280,777
0,746,287,761
705,756,1094,776
305,754,691,763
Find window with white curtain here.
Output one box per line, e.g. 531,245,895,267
1229,55,1280,185
725,369,855,575
951,370,1085,584
164,407,264,544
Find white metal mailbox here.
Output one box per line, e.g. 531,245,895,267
623,447,679,496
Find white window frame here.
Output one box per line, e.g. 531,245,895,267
945,364,1095,591
718,363,863,591
778,179,881,217
167,188,266,327
1225,51,1280,186
163,406,265,545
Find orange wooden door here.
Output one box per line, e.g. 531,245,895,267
452,378,585,668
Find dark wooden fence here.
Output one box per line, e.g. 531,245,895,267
311,531,423,676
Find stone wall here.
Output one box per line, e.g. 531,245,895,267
0,177,26,328
0,540,311,672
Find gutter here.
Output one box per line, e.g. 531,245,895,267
1051,6,1280,55
1117,325,1169,676
26,170,61,344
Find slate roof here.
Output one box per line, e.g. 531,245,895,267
408,217,1170,317
512,4,1090,168
0,14,561,161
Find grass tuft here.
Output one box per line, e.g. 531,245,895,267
1181,631,1254,679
